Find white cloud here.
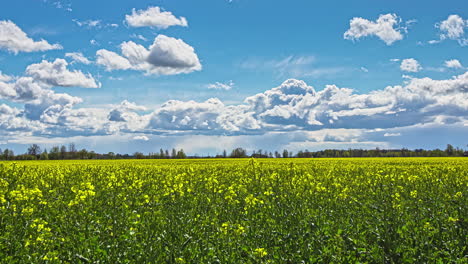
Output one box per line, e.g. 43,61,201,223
108,100,147,122
146,35,201,73
444,59,463,69
125,6,188,29
65,52,92,65
108,76,123,81
147,98,261,132
0,76,83,123
133,135,149,141
96,49,132,71
207,80,234,90
1,57,468,147
383,132,401,137
45,0,72,12
0,20,62,53
241,56,315,71
239,55,342,78
73,19,119,29
96,35,201,75
90,39,98,46
360,67,369,73
433,15,468,46
73,19,101,28
130,34,148,41
344,14,408,45
400,58,422,72
0,71,12,82
25,59,100,88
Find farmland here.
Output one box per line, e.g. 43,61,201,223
0,158,467,263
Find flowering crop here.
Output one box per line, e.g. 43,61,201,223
0,158,466,263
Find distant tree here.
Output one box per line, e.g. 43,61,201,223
176,149,187,159
274,151,281,158
49,146,60,160
171,148,177,159
445,144,454,156
134,152,144,159
107,152,116,159
27,144,42,156
160,148,165,158
2,149,8,160
282,149,289,158
3,149,14,160
68,143,77,158
88,151,97,159
223,149,227,158
69,143,76,152
40,149,49,160
230,148,247,158
165,150,170,158
60,145,67,159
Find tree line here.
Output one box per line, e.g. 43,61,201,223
0,144,466,160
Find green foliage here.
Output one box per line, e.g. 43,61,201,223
0,158,466,263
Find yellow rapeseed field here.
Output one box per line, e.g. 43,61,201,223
0,158,467,263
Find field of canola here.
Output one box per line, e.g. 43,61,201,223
0,158,467,263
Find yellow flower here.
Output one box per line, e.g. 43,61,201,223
235,225,246,235
253,248,267,258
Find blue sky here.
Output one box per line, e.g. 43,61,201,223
0,0,467,155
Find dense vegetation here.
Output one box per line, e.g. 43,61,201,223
1,143,466,160
0,158,466,263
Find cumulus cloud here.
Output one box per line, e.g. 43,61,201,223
144,72,468,136
344,14,408,45
1,58,467,144
96,35,201,75
125,6,188,29
147,98,261,133
0,58,105,127
0,76,83,123
0,103,45,133
0,71,12,82
207,80,234,90
146,35,201,70
0,20,62,53
432,15,468,46
25,59,100,88
444,59,463,69
400,58,422,72
65,52,92,65
96,49,132,71
108,100,147,122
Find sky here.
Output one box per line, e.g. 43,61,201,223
0,0,467,155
